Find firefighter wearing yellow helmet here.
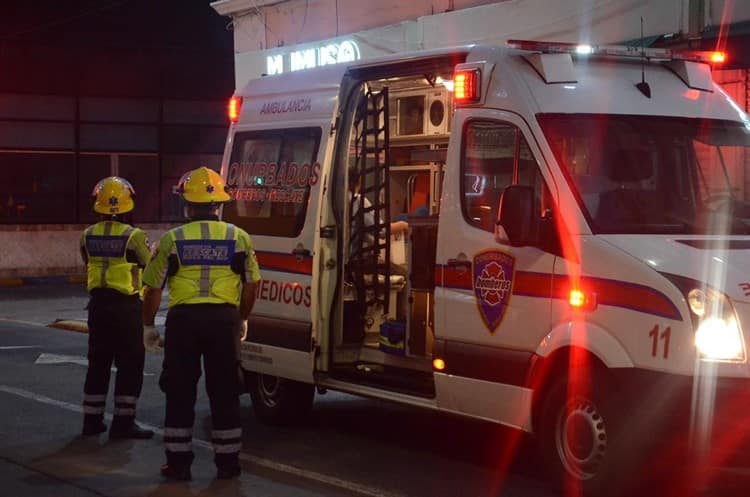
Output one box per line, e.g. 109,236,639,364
79,176,154,439
142,166,261,481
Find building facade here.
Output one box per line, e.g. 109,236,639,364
212,0,750,88
0,0,234,280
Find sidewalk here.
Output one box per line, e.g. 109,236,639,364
0,280,169,333
0,274,86,287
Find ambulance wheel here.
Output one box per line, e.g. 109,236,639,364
538,373,632,497
247,372,314,425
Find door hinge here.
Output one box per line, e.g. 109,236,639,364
320,225,336,238
330,116,339,136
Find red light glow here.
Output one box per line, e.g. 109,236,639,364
228,96,243,123
454,70,479,101
569,289,586,308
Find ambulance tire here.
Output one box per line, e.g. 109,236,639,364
538,373,639,497
246,372,314,425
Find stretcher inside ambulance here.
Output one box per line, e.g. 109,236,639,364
220,40,750,494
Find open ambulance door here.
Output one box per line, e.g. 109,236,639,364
317,53,467,399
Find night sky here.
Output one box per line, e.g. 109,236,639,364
0,0,235,97
0,0,232,50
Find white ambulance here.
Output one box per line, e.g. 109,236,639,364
220,40,750,494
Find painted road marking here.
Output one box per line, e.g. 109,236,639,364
0,346,40,350
0,385,402,497
35,353,155,376
35,353,88,367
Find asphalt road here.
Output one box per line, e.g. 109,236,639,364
0,283,748,497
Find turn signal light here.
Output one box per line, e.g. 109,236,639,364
433,358,446,371
569,289,597,311
569,289,586,307
710,51,726,64
228,96,243,123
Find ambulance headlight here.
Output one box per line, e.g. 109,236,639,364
687,288,708,317
663,273,746,363
688,288,744,362
695,316,744,361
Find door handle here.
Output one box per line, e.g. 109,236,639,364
292,247,311,257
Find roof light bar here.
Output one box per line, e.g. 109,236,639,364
507,39,726,65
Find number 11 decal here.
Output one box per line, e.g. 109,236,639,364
649,325,671,359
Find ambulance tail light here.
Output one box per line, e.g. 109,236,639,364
507,39,727,66
454,69,480,103
228,96,243,124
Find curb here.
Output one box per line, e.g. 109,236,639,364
48,319,89,333
0,275,86,287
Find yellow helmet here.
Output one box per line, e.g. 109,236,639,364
92,176,135,215
175,166,231,204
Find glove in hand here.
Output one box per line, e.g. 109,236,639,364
143,324,162,352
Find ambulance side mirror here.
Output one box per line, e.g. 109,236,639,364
495,185,537,246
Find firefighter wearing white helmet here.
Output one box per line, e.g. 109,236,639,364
142,166,261,481
80,176,154,439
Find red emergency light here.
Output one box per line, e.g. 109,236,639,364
454,69,480,102
228,96,243,124
507,39,727,66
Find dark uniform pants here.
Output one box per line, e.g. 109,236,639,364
83,289,145,427
160,304,243,470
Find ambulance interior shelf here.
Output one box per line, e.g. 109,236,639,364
376,109,444,359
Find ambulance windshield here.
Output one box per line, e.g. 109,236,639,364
539,114,750,235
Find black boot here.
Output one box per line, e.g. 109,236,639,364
82,414,107,436
161,463,192,481
215,453,241,479
109,416,154,439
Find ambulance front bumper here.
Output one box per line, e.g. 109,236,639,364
613,368,750,467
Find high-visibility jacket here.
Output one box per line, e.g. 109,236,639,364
142,220,261,307
80,221,151,295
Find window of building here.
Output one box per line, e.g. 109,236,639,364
461,120,546,232
0,152,76,223
118,155,160,223
77,154,111,225
0,92,229,225
223,127,321,237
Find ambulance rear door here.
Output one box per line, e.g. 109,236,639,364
222,68,344,383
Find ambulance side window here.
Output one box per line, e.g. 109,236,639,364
223,127,321,237
461,120,546,232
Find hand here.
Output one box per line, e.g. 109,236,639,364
143,324,162,352
240,320,248,341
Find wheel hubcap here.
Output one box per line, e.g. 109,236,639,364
556,398,608,480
